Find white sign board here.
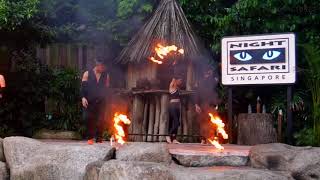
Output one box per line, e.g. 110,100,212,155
221,33,296,85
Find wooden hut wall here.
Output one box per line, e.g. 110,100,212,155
36,44,101,72
127,63,157,89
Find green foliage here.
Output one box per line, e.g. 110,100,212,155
45,68,82,131
296,44,320,146
0,49,83,137
0,49,51,136
0,0,40,30
179,0,320,54
295,127,320,146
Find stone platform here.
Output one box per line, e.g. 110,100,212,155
168,143,251,167
1,137,320,180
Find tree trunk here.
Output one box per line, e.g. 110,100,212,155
159,94,169,141
237,113,277,145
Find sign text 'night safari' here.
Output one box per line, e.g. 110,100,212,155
221,33,296,85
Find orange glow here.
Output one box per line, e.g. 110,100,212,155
149,43,184,64
208,113,228,150
149,57,163,64
113,113,131,145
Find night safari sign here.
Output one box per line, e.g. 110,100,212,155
221,33,296,85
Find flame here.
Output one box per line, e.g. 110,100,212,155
149,43,184,64
208,113,228,150
113,113,131,145
150,57,163,64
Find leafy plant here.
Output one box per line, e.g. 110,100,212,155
45,68,82,131
297,44,320,146
0,49,51,136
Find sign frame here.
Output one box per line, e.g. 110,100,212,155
221,33,296,86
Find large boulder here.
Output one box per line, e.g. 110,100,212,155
0,162,8,180
84,148,116,180
172,153,248,167
116,142,171,163
98,160,174,180
249,143,320,180
96,160,292,180
173,166,293,180
0,138,4,162
169,144,249,167
3,136,114,180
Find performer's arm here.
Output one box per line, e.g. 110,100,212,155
105,74,110,88
81,71,89,108
0,75,5,88
0,75,5,98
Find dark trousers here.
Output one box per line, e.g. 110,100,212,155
83,100,105,140
168,102,180,137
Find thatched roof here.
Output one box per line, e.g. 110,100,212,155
117,0,202,64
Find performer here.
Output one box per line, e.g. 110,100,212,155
194,68,220,144
166,75,183,144
81,59,110,145
0,74,5,99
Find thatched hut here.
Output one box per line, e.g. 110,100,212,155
117,0,206,142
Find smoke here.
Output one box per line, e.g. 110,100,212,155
192,53,221,106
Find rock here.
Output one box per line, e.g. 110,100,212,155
84,161,105,180
169,144,249,167
3,136,113,180
172,154,248,167
0,162,8,180
33,129,81,140
84,147,116,180
172,165,293,180
249,143,320,180
0,138,4,162
96,160,292,180
98,160,174,180
116,142,171,163
103,147,116,161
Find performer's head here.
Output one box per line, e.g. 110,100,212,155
170,74,183,89
94,58,106,73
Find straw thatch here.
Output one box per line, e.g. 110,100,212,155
117,0,202,64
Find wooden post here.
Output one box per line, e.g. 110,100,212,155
153,96,161,141
286,86,293,144
182,100,188,141
147,97,155,141
132,95,144,141
228,87,233,143
237,113,277,145
277,109,283,142
159,94,169,141
143,97,149,141
187,102,196,142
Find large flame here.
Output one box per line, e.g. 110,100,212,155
113,113,131,145
149,43,184,64
208,113,228,150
